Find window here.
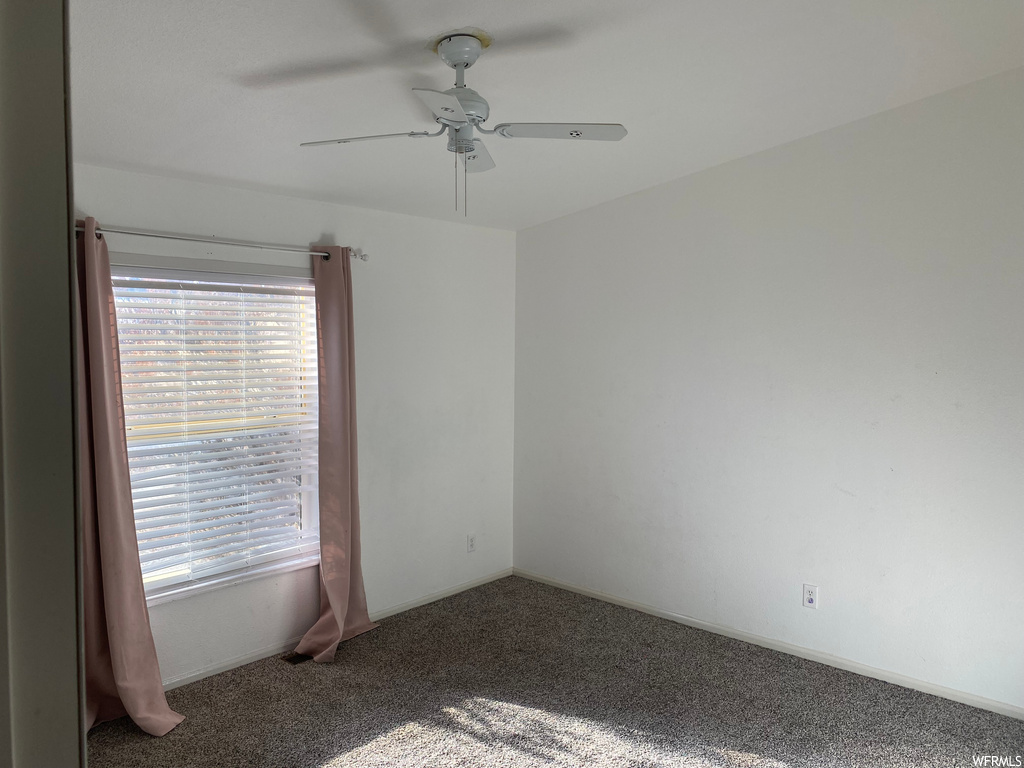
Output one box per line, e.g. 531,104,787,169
112,268,319,598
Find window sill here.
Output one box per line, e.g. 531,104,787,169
144,554,321,607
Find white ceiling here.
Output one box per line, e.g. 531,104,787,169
69,1,1023,231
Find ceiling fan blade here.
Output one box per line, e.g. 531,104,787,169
239,45,433,89
300,130,434,147
488,24,574,54
462,140,496,173
493,123,628,141
342,0,406,46
412,88,468,123
240,57,370,88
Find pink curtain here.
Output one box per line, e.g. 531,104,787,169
295,246,377,662
77,218,184,736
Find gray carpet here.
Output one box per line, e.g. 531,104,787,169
88,576,1023,767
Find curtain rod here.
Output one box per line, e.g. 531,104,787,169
73,225,369,261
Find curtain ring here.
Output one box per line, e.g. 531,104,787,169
322,253,331,261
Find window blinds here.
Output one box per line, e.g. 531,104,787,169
112,271,320,594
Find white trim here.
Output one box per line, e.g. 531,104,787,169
147,556,320,607
369,568,515,622
111,264,314,290
159,566,1023,722
512,568,1024,722
160,568,514,689
109,249,313,279
163,634,307,690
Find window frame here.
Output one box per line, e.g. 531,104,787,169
110,252,322,605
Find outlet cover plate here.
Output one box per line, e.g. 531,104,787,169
803,583,819,609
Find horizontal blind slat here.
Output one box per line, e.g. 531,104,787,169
124,423,317,444
129,455,315,486
130,465,316,498
127,428,315,454
128,444,313,473
134,497,305,526
131,482,316,514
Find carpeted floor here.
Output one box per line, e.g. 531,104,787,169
88,576,1023,767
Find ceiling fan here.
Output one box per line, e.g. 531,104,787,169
301,30,627,177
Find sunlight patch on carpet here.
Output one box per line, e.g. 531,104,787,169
319,697,788,767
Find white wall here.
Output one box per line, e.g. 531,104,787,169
73,164,516,685
514,68,1024,711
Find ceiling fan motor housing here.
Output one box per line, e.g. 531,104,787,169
446,86,489,124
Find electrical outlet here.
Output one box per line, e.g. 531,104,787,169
467,533,477,553
803,583,819,609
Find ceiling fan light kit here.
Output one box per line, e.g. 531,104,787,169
301,28,627,213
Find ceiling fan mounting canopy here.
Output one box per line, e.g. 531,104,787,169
436,34,485,70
